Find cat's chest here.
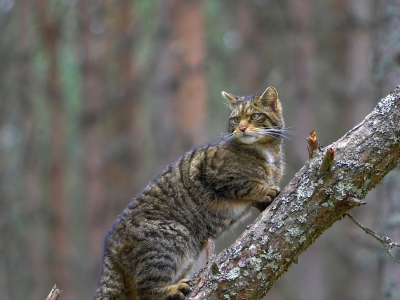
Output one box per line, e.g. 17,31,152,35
250,147,280,180
261,148,275,164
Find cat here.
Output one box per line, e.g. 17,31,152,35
93,86,285,300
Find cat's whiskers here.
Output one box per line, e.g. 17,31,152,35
220,132,236,143
283,124,296,131
256,127,293,140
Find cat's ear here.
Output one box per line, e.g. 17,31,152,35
258,86,278,110
221,91,238,107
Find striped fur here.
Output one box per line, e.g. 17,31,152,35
94,86,285,300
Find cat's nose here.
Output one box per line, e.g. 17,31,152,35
239,125,247,132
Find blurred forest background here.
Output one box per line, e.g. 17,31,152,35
1,0,400,299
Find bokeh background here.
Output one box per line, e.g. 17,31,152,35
1,0,400,299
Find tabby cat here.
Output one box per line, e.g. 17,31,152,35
94,86,285,300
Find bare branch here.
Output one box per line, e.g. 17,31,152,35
45,285,62,300
346,212,400,264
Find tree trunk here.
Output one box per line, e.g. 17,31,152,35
287,0,316,164
153,0,206,161
78,0,106,277
236,2,261,93
102,0,137,212
172,0,206,148
36,1,71,298
189,85,400,299
19,1,46,299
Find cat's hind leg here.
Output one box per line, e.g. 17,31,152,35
134,264,192,300
120,239,193,300
155,279,191,300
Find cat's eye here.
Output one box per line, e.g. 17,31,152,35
233,116,240,123
251,113,260,120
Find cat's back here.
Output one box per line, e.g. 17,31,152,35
106,143,226,241
107,140,281,246
108,142,258,237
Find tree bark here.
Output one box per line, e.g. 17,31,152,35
188,85,400,300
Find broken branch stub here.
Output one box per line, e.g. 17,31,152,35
307,130,319,158
319,148,335,174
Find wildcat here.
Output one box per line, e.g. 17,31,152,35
93,86,285,300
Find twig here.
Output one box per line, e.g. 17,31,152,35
45,284,62,300
345,212,400,263
307,130,319,158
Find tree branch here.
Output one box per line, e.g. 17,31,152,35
188,85,400,299
345,212,400,263
45,285,62,300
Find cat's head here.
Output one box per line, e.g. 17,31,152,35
222,86,284,146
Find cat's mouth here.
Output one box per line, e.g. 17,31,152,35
235,131,253,138
234,131,261,144
236,130,259,138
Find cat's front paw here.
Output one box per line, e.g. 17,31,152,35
266,185,280,199
252,186,280,212
164,279,192,300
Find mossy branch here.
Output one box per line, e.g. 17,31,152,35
188,85,400,300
